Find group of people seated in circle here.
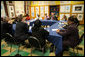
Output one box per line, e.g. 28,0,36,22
1,13,80,56
35,12,59,20
34,12,71,21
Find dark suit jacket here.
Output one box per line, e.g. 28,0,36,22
1,21,12,34
14,22,29,41
57,23,79,47
32,27,49,47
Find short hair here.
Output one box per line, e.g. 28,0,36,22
26,14,29,16
34,19,42,27
72,16,79,25
68,16,75,22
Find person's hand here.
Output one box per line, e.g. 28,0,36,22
56,29,60,32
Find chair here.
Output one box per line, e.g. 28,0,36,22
1,33,8,40
1,34,5,40
28,36,46,56
4,33,22,56
71,33,84,56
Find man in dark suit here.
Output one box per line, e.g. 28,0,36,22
1,17,12,39
1,17,12,34
56,16,79,56
32,19,49,48
14,17,31,42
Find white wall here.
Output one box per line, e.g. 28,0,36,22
14,1,25,16
1,1,6,17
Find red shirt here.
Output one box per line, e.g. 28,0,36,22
26,16,30,20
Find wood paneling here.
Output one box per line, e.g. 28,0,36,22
3,1,9,17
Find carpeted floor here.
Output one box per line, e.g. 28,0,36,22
1,25,84,56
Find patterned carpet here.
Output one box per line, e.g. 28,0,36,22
1,25,84,56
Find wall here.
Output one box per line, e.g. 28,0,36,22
29,1,84,24
26,1,31,15
30,1,84,6
1,1,6,17
14,1,25,16
6,1,16,18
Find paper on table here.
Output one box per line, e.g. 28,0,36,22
29,26,32,30
52,29,58,31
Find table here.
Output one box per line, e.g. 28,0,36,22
26,19,58,26
40,20,58,26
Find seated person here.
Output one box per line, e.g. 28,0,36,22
63,15,79,29
14,17,32,42
56,16,79,53
61,15,67,21
50,12,55,20
35,14,42,20
26,14,30,21
45,13,49,20
18,14,23,20
54,14,58,21
1,17,12,35
32,19,49,47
